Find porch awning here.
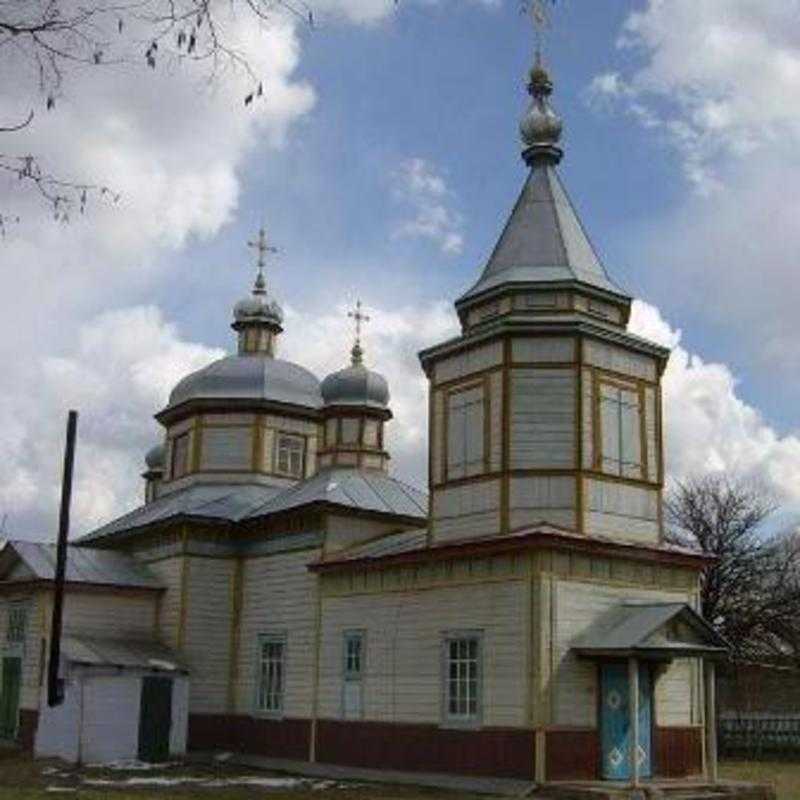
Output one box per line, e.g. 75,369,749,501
63,634,188,673
572,602,728,660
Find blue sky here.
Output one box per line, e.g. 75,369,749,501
2,0,800,536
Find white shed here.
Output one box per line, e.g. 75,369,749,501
35,635,189,764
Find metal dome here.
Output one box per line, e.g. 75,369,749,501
144,442,165,471
167,355,322,410
321,363,390,410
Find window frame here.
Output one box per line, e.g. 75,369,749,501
445,382,487,481
441,630,483,728
6,602,28,647
341,629,366,720
254,631,287,718
273,432,306,479
596,378,644,479
170,431,191,480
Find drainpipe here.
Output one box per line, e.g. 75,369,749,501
628,656,640,789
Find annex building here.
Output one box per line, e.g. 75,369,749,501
0,57,729,786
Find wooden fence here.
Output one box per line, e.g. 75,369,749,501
719,716,800,759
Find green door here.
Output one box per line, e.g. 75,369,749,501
0,657,21,740
138,677,173,763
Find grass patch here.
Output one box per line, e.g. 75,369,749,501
720,760,795,799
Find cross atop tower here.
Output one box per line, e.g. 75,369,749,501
348,300,371,366
247,225,278,294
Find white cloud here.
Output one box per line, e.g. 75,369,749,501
391,158,465,255
630,300,800,505
0,307,222,537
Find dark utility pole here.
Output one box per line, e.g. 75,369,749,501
47,410,78,707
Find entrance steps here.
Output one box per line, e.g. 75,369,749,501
533,781,775,800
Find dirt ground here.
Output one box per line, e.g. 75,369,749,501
0,751,788,800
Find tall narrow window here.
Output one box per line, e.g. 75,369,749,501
342,631,365,719
7,604,27,644
170,432,190,479
275,434,305,478
443,633,482,724
256,633,286,714
446,386,485,480
599,383,642,478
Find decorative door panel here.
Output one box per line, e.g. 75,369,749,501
600,663,652,780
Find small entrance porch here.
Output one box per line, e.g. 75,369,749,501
571,603,729,790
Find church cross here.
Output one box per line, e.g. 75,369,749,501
348,300,371,365
247,226,279,291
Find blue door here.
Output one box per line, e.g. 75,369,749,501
600,663,652,780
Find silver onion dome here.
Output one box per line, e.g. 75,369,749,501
167,355,322,410
144,442,165,471
321,344,390,410
233,270,283,329
520,55,563,160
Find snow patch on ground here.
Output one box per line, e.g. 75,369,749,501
86,759,180,771
80,774,358,790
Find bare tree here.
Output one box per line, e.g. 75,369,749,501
0,0,324,228
666,475,800,664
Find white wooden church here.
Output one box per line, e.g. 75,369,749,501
0,56,732,788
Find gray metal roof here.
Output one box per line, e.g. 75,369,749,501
79,483,283,542
166,354,322,411
245,467,428,521
63,634,187,672
321,363,390,410
458,163,629,305
0,540,162,589
572,602,728,658
336,527,428,560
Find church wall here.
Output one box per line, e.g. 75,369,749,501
583,339,658,383
509,476,576,532
235,548,320,719
146,556,184,648
317,577,527,728
583,479,661,544
1,591,44,712
511,336,575,363
60,591,157,640
549,578,698,729
183,557,235,713
433,341,503,385
432,480,501,542
509,368,577,470
325,516,408,558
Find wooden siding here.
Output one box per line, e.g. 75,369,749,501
431,390,445,485
489,372,503,473
325,517,402,558
434,341,503,385
146,557,184,647
200,427,252,471
645,386,659,481
318,580,527,727
583,340,657,382
1,592,43,711
581,367,594,469
584,479,660,544
183,557,234,713
236,549,320,718
432,480,501,543
509,476,576,532
511,337,575,363
551,579,695,728
509,369,576,470
61,592,156,639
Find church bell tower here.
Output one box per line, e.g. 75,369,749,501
419,55,670,546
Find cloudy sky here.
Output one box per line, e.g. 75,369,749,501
2,0,800,539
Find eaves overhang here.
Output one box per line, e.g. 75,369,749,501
418,316,671,374
155,396,323,426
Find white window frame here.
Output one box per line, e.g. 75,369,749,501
274,433,306,478
341,630,366,720
5,602,28,648
598,381,643,479
255,632,287,717
441,630,483,727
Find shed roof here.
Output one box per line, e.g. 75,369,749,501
572,602,728,659
62,634,187,672
0,540,162,590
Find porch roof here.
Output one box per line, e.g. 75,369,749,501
62,634,188,673
572,602,728,660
